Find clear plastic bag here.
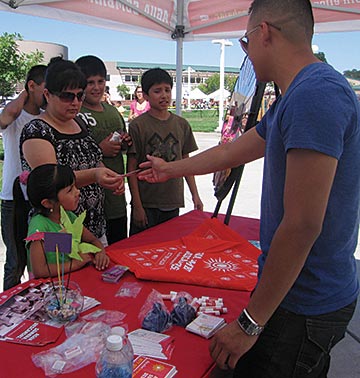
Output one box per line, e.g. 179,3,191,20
139,289,172,333
82,309,126,326
32,333,104,377
115,281,143,298
170,291,197,327
65,319,111,339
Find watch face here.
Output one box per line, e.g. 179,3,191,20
237,311,264,336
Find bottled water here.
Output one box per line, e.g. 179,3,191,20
95,335,133,378
110,326,134,362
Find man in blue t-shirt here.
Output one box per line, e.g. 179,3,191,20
137,0,360,376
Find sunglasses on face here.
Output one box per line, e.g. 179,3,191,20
51,91,86,103
239,22,281,53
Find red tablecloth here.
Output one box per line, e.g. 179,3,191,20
0,210,260,378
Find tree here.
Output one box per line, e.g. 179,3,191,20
198,73,237,95
117,84,130,99
314,51,327,63
343,69,360,80
225,75,237,92
0,32,44,99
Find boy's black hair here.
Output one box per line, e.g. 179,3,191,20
45,56,87,93
141,68,173,95
75,55,107,79
24,64,47,92
13,164,76,281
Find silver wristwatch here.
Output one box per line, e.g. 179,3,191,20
237,308,264,336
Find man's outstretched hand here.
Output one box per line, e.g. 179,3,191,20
138,154,170,183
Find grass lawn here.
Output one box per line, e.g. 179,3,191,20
180,109,219,132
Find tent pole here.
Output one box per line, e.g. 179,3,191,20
175,37,183,116
174,0,184,116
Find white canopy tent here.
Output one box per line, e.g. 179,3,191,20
190,87,208,100
1,0,359,113
208,88,231,101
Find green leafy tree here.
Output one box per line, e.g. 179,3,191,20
0,32,44,99
343,69,360,80
314,51,327,63
198,73,237,94
117,84,130,99
225,75,237,92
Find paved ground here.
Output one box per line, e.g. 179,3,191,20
0,131,359,376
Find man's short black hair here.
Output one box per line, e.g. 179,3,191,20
141,68,173,95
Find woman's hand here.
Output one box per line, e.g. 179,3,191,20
94,167,125,194
93,250,110,270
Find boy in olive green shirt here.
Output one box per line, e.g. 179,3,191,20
76,55,131,244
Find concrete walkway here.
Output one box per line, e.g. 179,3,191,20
0,131,359,376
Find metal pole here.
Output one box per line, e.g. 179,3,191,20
218,42,225,131
187,66,191,110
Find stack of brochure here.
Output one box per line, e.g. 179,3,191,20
185,313,226,339
128,329,175,360
133,356,177,377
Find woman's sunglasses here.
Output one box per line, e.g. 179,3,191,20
51,91,86,103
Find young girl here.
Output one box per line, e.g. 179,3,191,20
14,164,110,279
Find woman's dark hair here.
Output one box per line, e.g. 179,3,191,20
133,85,142,98
13,164,76,280
45,56,87,93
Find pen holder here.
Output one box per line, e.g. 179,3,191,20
44,281,84,323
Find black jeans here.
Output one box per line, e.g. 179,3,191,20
234,300,357,378
106,215,127,245
129,208,179,236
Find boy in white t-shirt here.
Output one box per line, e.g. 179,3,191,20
0,65,47,290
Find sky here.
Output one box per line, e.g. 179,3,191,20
0,10,359,74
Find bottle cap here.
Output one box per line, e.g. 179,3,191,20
111,326,126,337
106,335,123,351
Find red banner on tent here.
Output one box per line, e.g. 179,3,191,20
107,218,261,291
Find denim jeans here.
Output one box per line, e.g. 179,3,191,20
130,208,179,236
234,300,357,378
2,200,19,290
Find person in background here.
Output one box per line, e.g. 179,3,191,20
128,85,150,122
13,164,109,279
0,65,47,290
20,57,124,247
138,1,360,376
127,68,203,235
76,55,131,244
102,85,112,105
115,100,126,117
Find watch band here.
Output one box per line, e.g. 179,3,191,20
237,308,265,336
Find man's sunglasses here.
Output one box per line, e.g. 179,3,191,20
51,91,86,103
239,22,281,53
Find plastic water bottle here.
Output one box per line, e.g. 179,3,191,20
110,326,134,362
95,335,133,378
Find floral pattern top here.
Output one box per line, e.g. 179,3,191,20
20,117,106,239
